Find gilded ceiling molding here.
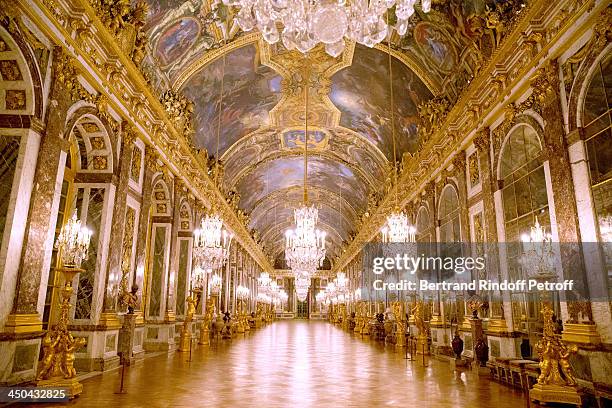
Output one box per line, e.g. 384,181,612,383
332,0,604,273
20,0,274,272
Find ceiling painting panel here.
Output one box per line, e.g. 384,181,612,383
235,155,369,213
181,44,283,156
329,44,434,160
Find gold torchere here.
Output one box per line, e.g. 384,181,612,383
529,302,581,406
178,289,200,352
235,299,245,334
354,302,363,334
392,301,406,348
412,300,429,355
362,303,371,335
239,298,250,332
37,268,87,398
340,304,348,330
199,294,216,345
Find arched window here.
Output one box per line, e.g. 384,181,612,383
500,124,549,244
438,185,460,242
499,123,551,332
583,52,612,241
416,206,433,243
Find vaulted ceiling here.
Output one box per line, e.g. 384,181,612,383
139,0,522,265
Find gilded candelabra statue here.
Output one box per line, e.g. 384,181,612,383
37,281,87,387
353,302,363,334
392,302,406,348
178,289,200,352
199,296,215,345
37,213,91,397
412,299,429,355
362,303,371,335
529,302,581,406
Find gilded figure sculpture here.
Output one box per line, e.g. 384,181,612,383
535,303,578,386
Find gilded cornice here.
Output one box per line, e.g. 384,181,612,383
332,0,605,273
21,0,273,272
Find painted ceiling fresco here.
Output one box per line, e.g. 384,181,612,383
136,0,527,265
181,44,282,155
329,45,433,160
234,155,369,213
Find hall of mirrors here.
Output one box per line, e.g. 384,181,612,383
0,0,610,406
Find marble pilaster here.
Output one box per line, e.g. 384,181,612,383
133,146,159,320
165,177,183,323
6,48,72,333
532,62,594,316
474,129,506,331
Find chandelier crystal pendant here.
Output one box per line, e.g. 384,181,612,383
295,276,311,302
225,0,431,57
208,273,223,295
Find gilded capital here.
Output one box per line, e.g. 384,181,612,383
122,122,138,145
144,146,161,172
474,128,491,152
452,151,466,172
530,60,560,104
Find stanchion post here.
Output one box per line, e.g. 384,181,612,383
114,352,127,395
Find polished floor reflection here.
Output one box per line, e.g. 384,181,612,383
51,321,527,407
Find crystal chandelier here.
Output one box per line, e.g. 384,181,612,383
381,211,416,243
295,276,311,302
379,26,417,244
55,212,93,268
237,285,250,300
257,292,272,304
208,273,223,295
285,206,327,271
258,272,273,299
285,60,326,276
193,214,233,271
520,216,556,278
226,0,431,57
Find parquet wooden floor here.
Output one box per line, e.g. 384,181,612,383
38,320,529,407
